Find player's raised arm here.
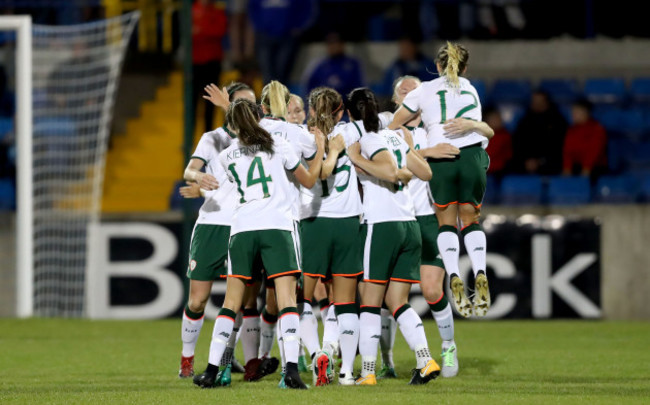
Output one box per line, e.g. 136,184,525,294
293,129,325,188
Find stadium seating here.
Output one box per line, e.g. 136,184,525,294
594,175,638,203
0,178,15,210
583,78,626,104
639,175,650,202
489,79,532,105
482,175,499,205
630,78,650,103
539,79,580,104
500,175,543,205
470,79,487,103
547,176,591,205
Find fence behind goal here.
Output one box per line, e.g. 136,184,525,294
7,12,139,316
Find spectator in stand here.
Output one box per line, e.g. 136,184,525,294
512,90,567,175
381,37,435,96
484,107,512,178
562,98,607,179
304,33,364,98
248,0,317,84
228,0,255,65
192,0,228,133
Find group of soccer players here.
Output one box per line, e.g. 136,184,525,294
177,42,494,389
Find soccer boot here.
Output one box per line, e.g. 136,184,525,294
450,275,472,318
408,359,441,385
312,350,333,386
178,355,194,378
473,271,491,317
338,372,356,386
259,357,280,377
356,374,377,385
441,344,458,378
284,363,308,389
193,366,219,388
243,358,264,381
377,364,398,379
215,364,232,386
298,354,309,372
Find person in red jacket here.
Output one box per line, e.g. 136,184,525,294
484,107,513,178
192,0,227,132
562,99,607,178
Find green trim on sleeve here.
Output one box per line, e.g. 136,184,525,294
406,147,411,154
288,161,301,172
402,103,418,113
223,125,236,139
352,121,364,138
369,148,388,161
190,156,208,165
304,150,317,161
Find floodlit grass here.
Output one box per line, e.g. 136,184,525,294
1,319,649,404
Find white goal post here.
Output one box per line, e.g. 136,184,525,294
0,16,33,318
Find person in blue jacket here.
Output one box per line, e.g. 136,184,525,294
381,38,435,97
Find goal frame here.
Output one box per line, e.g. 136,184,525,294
0,16,33,318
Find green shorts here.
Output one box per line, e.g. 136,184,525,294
428,143,489,208
416,214,445,269
300,216,363,280
362,221,422,284
187,224,230,281
228,229,301,281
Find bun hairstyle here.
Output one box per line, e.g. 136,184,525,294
226,81,253,102
435,41,469,88
226,98,274,155
261,80,290,118
347,87,380,133
307,86,343,137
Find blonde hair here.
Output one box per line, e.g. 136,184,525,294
435,41,469,88
307,87,343,137
261,80,290,118
392,75,421,103
289,94,304,109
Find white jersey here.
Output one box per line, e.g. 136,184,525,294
405,123,435,216
300,121,362,219
260,117,317,220
219,137,301,235
190,127,238,226
402,76,487,149
378,111,394,130
357,123,416,224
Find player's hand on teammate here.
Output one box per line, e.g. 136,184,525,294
309,126,327,152
443,118,477,139
346,142,361,162
328,134,345,155
397,167,413,185
203,84,230,110
399,126,415,149
427,143,460,159
179,182,201,199
197,172,219,190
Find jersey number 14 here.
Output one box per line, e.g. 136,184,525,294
228,156,272,203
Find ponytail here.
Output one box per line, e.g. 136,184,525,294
347,87,380,133
307,86,343,137
435,41,469,89
226,99,275,155
261,80,290,119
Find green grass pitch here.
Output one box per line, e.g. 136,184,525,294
1,319,649,404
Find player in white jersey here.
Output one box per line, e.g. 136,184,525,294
345,88,440,386
287,93,307,126
193,98,324,390
177,82,256,381
389,42,495,318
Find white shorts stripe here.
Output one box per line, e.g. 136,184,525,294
363,224,373,281
227,234,233,276
291,223,302,269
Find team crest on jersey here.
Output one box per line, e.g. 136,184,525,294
189,260,197,271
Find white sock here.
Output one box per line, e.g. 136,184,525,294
359,309,381,377
221,311,242,366
335,307,359,375
322,305,339,354
276,321,286,373
319,301,330,321
395,305,431,368
463,227,487,277
281,310,301,364
437,228,461,277
379,308,396,368
432,303,455,343
181,310,204,357
259,309,277,358
299,302,320,357
208,314,235,366
240,309,261,363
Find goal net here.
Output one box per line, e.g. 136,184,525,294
12,12,139,316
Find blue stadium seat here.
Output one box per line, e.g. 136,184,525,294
489,79,532,105
497,104,525,133
592,105,623,137
500,175,543,205
619,108,649,141
630,78,650,103
547,176,591,205
0,178,15,210
640,175,650,202
626,142,650,171
594,175,639,203
607,139,634,173
539,79,579,104
0,117,13,141
583,78,626,104
470,79,487,104
482,175,499,205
